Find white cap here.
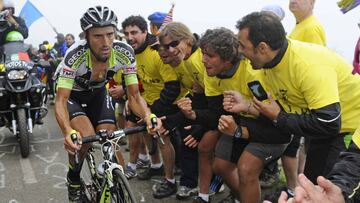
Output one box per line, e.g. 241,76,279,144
262,4,285,21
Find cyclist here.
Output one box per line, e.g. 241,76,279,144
54,6,160,203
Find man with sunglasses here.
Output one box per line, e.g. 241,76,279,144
159,22,248,203
121,15,184,199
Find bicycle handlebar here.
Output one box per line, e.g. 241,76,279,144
81,125,147,144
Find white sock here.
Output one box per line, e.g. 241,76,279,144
138,153,149,161
198,193,209,202
127,162,136,170
166,178,176,184
235,199,240,203
150,163,162,169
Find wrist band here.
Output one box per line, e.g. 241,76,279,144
246,102,252,114
68,129,77,137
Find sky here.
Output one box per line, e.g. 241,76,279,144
10,0,360,63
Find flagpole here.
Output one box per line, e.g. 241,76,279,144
42,15,58,35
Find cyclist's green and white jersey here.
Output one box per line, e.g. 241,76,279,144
55,39,137,91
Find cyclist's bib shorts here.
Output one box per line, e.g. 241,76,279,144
68,87,116,127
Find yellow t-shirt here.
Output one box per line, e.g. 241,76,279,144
172,61,195,93
205,58,264,100
352,126,360,148
183,48,206,90
288,15,326,46
263,39,360,133
136,46,180,105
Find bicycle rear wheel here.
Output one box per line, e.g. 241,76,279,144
110,168,137,203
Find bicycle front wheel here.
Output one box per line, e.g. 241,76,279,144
110,168,137,203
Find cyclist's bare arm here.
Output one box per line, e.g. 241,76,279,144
126,83,151,121
126,83,162,133
55,87,79,153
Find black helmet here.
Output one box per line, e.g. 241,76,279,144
80,6,118,31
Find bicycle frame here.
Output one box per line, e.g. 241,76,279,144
84,142,123,203
78,126,146,203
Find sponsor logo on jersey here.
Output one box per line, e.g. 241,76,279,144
60,67,75,79
65,46,86,66
113,43,135,62
124,66,136,74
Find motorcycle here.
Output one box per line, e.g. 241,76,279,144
0,38,49,158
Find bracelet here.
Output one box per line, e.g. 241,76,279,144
246,102,252,114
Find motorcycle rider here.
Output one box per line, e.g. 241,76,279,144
0,0,28,46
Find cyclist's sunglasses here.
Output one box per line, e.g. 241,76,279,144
160,40,180,50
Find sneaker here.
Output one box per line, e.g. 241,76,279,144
137,165,164,180
136,158,150,169
124,166,137,179
209,184,225,196
67,179,83,203
176,185,198,200
153,179,177,198
209,175,225,196
259,168,280,188
218,193,236,203
192,196,210,203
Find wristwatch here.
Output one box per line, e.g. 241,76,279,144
234,127,242,139
272,118,278,127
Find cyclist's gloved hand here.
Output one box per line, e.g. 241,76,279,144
64,129,82,155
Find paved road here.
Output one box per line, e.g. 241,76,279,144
0,106,228,203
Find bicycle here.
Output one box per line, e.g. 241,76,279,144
72,125,147,203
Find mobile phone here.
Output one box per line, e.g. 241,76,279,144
247,80,268,101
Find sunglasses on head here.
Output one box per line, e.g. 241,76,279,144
161,40,180,50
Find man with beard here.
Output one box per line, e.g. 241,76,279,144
54,7,161,203
120,15,183,198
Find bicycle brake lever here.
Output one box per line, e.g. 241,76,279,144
70,133,80,164
150,114,165,145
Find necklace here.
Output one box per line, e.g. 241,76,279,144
98,71,105,79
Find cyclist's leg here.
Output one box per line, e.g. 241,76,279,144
67,97,96,181
86,88,122,165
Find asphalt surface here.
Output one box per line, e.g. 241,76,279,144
0,106,229,203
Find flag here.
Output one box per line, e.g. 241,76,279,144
337,0,360,13
156,3,175,36
19,0,43,27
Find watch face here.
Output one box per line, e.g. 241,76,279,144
234,128,241,138
272,119,278,127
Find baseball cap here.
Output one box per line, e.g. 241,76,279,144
148,12,167,24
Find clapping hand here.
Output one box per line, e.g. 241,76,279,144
177,97,196,120
223,91,250,114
